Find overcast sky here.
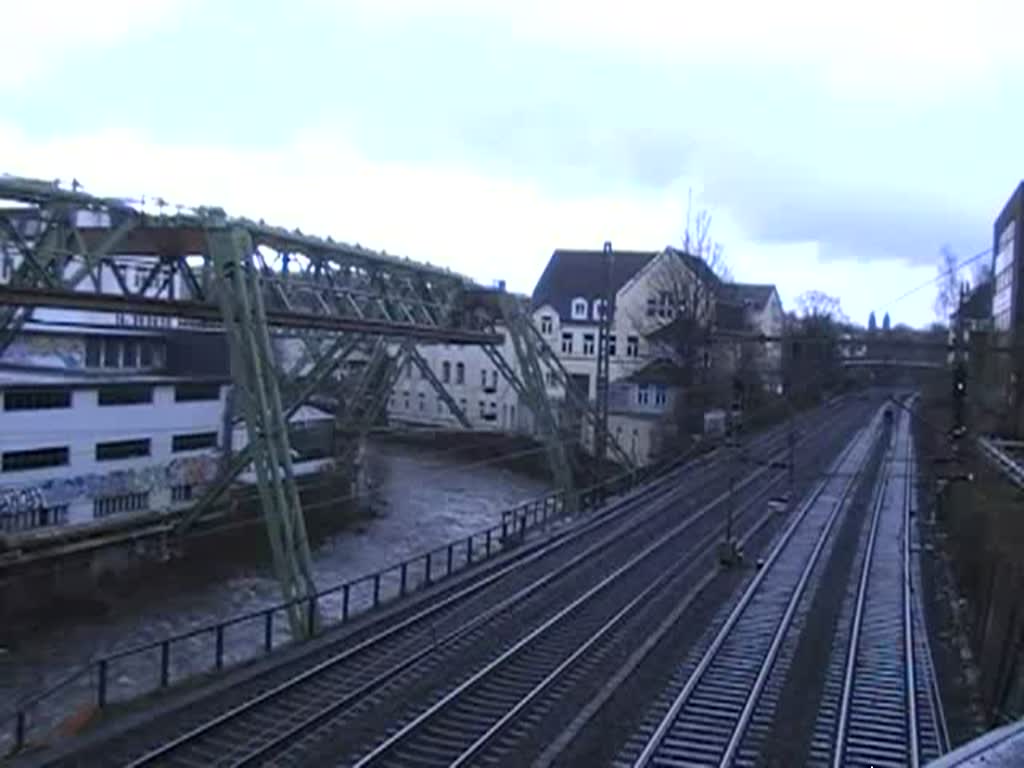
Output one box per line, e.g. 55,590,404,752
2,0,1022,327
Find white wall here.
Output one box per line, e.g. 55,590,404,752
0,383,226,526
386,332,529,434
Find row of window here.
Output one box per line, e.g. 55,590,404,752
84,336,166,370
405,359,503,391
0,431,219,473
0,485,203,533
390,392,515,423
0,504,69,533
560,332,639,358
568,298,607,321
636,384,668,406
94,492,150,518
2,383,221,412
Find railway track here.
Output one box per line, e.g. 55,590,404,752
38,398,872,767
827,404,949,768
622,408,886,767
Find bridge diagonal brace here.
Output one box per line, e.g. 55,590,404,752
492,298,575,508
406,345,473,429
176,332,364,537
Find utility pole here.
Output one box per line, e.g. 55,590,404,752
719,420,741,566
595,241,615,463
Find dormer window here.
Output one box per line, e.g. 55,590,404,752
571,297,588,320
592,299,607,321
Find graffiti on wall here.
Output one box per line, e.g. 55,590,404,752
0,455,220,517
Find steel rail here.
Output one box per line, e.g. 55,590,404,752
904,419,921,768
632,413,882,767
831,403,948,768
120,422,807,767
349,445,794,768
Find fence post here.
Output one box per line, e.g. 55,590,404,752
486,528,492,557
306,597,317,637
264,610,274,652
502,513,509,541
97,659,108,708
373,574,381,608
160,641,171,688
447,543,454,575
15,710,25,752
466,535,474,564
400,561,408,597
342,583,351,622
215,625,225,670
425,553,433,586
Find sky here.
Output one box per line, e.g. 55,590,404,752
2,0,1022,328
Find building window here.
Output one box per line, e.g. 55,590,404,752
2,446,69,472
122,340,139,368
609,335,617,356
437,400,444,415
0,504,69,533
510,404,515,424
404,391,410,410
102,338,120,368
592,299,607,321
583,333,595,356
491,370,498,388
654,385,667,406
658,291,674,319
172,431,218,452
479,401,486,418
456,362,465,384
171,484,194,503
96,438,151,461
94,491,149,519
571,297,588,320
85,338,101,368
546,371,558,387
561,332,574,355
481,368,488,387
174,383,221,402
626,336,639,357
140,341,154,367
442,361,451,383
418,393,425,411
3,388,71,411
637,384,651,406
459,397,467,413
98,385,153,406
541,315,553,334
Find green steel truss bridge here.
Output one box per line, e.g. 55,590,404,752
0,175,633,634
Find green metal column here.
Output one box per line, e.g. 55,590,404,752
208,227,317,638
495,295,576,511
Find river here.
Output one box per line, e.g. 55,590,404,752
0,437,549,747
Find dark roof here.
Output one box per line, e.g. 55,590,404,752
624,358,684,386
954,282,994,320
665,247,723,290
717,283,777,309
713,300,750,331
531,249,657,320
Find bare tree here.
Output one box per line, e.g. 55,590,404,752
796,290,848,322
934,245,960,321
972,257,994,288
681,189,732,281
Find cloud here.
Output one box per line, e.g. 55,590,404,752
0,0,189,88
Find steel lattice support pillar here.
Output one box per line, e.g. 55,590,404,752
594,241,615,461
495,295,576,510
208,227,317,638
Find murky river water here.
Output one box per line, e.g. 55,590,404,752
0,439,549,746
